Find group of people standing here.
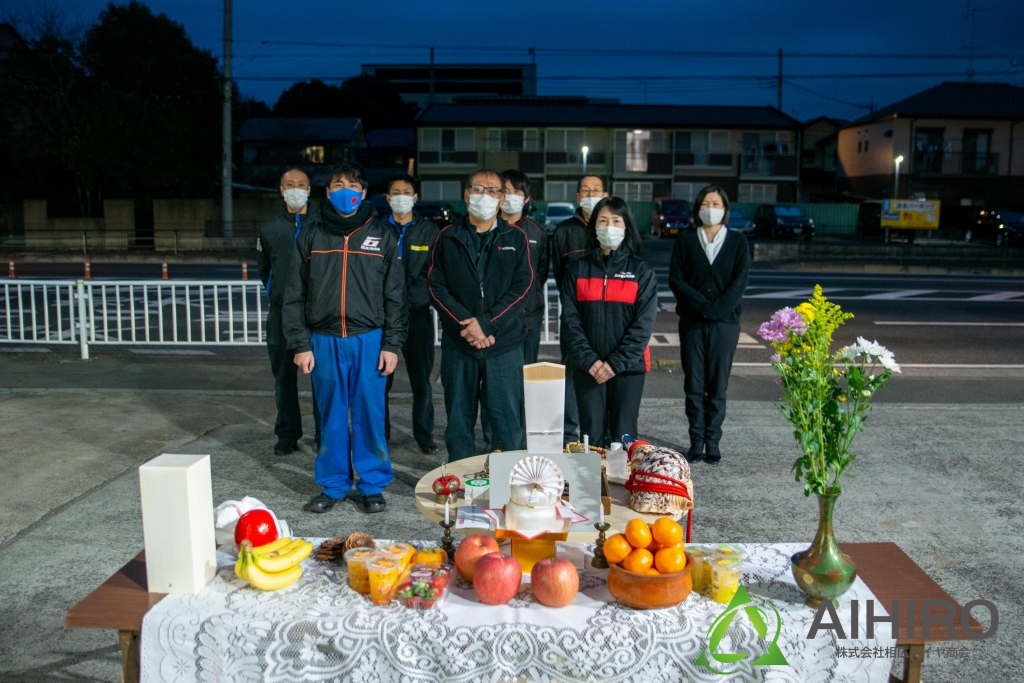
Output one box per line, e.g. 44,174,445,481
256,163,749,515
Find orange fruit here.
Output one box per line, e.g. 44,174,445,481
622,548,654,573
624,520,652,549
655,546,686,574
603,534,632,564
652,518,684,547
646,568,661,575
647,538,662,552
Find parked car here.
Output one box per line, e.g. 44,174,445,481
967,208,1024,247
543,202,576,233
415,202,460,227
726,208,755,238
754,204,815,241
651,198,693,238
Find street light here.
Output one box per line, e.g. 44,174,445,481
894,155,904,200
582,146,589,175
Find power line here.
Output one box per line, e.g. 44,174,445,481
232,70,1020,82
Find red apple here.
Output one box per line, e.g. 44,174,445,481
454,534,500,583
531,557,579,608
233,509,277,547
473,553,523,605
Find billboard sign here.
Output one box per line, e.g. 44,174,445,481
881,199,940,230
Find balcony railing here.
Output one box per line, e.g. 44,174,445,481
674,152,734,168
740,153,798,177
913,151,999,176
419,151,478,165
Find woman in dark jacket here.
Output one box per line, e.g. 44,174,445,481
669,185,750,464
560,197,658,447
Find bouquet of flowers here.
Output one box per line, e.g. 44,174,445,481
758,286,900,496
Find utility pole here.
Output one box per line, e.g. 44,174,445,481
777,48,783,111
429,46,435,105
964,4,991,80
221,0,233,238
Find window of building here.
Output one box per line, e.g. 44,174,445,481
420,180,463,201
302,146,325,164
421,128,476,163
612,181,653,202
546,129,587,164
738,183,777,203
544,181,576,202
863,140,869,153
670,182,707,201
857,141,862,153
626,130,650,171
486,129,540,152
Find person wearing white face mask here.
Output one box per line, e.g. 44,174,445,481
428,169,534,460
551,175,609,446
381,174,441,455
560,197,658,447
500,169,548,366
669,185,750,464
256,168,320,456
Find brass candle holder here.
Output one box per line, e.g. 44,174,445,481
440,519,456,558
591,522,611,569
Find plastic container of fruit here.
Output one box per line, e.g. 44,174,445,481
607,552,694,610
395,563,454,610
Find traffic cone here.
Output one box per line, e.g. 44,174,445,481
7,261,14,279
161,261,169,280
84,260,93,280
241,261,249,281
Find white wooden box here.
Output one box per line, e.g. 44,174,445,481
523,362,565,453
139,453,216,594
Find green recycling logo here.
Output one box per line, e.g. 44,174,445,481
696,585,790,675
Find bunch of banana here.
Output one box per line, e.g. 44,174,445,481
234,537,312,590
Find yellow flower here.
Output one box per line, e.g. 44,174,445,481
795,302,816,324
833,368,840,376
838,395,847,402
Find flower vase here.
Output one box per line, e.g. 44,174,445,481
791,492,857,608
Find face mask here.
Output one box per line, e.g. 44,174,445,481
328,187,363,214
579,196,603,214
699,207,725,226
501,195,525,215
596,226,626,249
282,188,308,211
467,193,500,221
389,195,415,216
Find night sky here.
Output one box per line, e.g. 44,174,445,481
42,0,1024,121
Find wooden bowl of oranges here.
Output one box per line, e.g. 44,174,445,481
604,518,693,610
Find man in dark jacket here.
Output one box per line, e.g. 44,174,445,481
382,173,440,454
428,168,533,461
283,162,407,513
550,175,607,445
256,168,320,456
500,169,548,365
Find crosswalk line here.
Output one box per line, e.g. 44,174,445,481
859,289,938,300
967,291,1024,301
648,332,763,348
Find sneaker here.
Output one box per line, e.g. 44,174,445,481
274,439,298,456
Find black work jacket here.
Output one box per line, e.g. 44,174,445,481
669,228,750,325
511,215,549,329
550,209,590,285
256,210,306,308
388,214,440,311
560,247,658,375
428,216,533,358
282,204,407,354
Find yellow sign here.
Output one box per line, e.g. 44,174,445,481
881,199,940,230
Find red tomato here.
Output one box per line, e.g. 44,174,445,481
234,509,278,547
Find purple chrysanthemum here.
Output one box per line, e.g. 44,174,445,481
772,307,808,334
770,353,782,363
757,319,790,343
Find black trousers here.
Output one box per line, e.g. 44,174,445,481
267,306,320,443
441,338,524,461
573,369,645,449
559,330,580,445
522,324,542,365
385,305,436,447
679,320,740,455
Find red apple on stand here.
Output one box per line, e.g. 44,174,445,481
473,553,523,605
454,534,500,583
531,557,579,608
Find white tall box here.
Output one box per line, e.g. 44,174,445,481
139,454,216,594
523,362,565,453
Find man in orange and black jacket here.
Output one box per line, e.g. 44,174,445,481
283,162,407,514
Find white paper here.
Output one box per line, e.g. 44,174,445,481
456,505,491,530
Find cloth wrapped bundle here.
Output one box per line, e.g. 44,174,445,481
624,441,694,541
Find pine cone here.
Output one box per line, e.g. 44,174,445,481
314,536,349,561
342,532,375,553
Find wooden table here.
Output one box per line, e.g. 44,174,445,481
414,453,682,542
65,543,978,683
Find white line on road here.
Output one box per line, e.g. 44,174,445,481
967,292,1024,301
873,322,1024,326
859,289,938,300
732,362,1024,368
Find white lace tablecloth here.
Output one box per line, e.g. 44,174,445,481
141,541,895,682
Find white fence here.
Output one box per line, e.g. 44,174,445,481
0,279,562,359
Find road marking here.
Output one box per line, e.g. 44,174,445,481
860,289,938,300
648,332,763,348
129,349,215,355
874,321,1024,326
744,288,818,299
0,346,52,352
967,291,1024,301
227,404,272,427
731,362,1024,368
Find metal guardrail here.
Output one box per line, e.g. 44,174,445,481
1,279,563,359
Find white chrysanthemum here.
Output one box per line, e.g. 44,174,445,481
835,344,860,362
857,337,887,357
879,354,902,374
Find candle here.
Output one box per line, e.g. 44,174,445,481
583,434,589,453
599,504,604,525
445,500,450,525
